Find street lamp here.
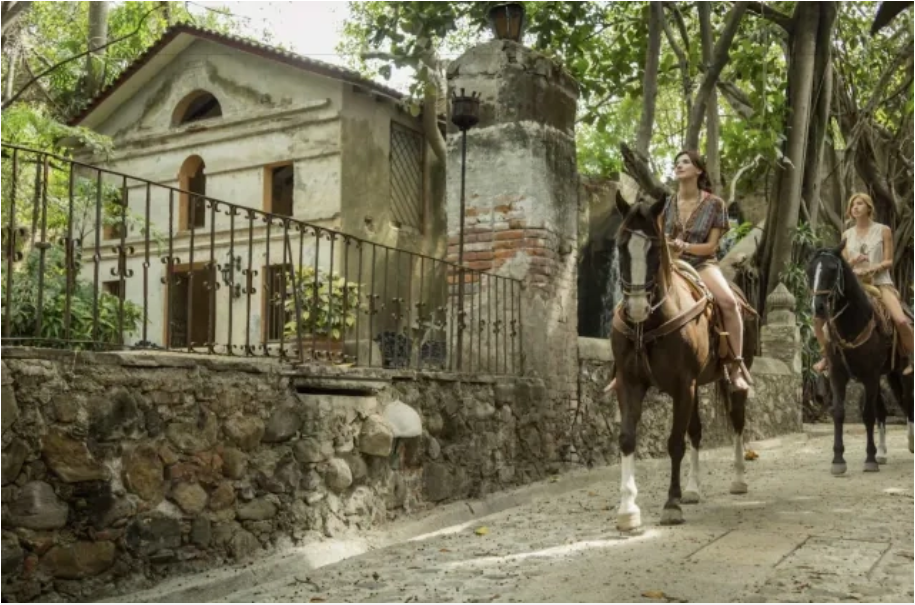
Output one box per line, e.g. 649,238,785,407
450,88,481,371
487,3,527,42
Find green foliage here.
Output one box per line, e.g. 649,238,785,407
2,246,142,347
779,222,823,384
283,267,366,342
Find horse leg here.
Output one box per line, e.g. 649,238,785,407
862,378,881,472
725,382,749,494
682,393,702,505
830,370,849,476
660,382,695,526
875,388,888,465
616,378,647,531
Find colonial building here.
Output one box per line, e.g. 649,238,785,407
70,25,445,355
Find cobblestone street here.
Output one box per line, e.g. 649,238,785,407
123,425,914,603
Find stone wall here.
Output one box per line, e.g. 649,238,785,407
0,348,554,603
574,339,803,465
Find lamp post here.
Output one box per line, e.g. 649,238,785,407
450,88,481,371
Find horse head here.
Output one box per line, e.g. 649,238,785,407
615,190,668,323
808,239,848,319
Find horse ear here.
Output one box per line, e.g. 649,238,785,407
649,196,666,220
835,239,847,255
615,190,630,217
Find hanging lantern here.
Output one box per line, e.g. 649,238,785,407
487,2,526,42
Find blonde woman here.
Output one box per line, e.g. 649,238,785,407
813,192,913,375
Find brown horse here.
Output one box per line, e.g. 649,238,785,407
611,193,758,530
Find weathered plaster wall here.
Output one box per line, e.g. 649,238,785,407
0,349,550,602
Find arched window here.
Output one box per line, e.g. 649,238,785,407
172,90,223,126
178,155,207,230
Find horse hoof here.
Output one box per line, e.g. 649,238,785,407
616,511,642,532
681,491,701,505
729,481,748,495
831,463,847,476
660,507,684,526
876,455,888,465
863,461,880,473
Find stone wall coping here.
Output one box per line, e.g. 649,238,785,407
0,347,537,387
577,337,613,362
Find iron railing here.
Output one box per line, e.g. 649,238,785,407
1,143,523,375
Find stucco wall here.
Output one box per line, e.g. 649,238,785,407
72,40,445,353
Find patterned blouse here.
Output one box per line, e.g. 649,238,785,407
662,191,730,268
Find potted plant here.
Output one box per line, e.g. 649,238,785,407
284,266,364,360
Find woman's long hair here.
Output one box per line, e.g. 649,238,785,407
675,150,713,194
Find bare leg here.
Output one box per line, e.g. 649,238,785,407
700,266,750,391
881,287,913,374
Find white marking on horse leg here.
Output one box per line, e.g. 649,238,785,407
877,423,888,464
683,446,701,504
617,454,641,530
730,433,748,495
626,232,651,321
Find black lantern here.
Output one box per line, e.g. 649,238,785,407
450,89,481,132
220,253,242,298
488,2,526,42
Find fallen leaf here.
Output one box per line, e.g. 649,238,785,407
588,491,597,497
744,449,759,461
439,548,451,553
474,526,489,536
310,599,325,603
642,590,667,600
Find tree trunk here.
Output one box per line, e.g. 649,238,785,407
159,1,172,25
660,4,691,122
698,2,722,193
2,38,20,103
760,2,819,300
685,1,748,150
85,1,110,99
801,1,836,228
636,2,662,156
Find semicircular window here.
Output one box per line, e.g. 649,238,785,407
173,91,223,126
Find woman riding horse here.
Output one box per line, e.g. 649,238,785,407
812,192,914,376
607,150,752,393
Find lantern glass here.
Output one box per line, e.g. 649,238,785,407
488,3,526,42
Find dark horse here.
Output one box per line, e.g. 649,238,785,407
611,193,758,530
808,241,914,475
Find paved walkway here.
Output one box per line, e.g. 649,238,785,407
126,426,915,603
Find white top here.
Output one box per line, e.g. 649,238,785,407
844,222,893,286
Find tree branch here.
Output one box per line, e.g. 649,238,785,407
743,1,793,34
659,3,692,117
716,79,754,120
620,142,669,200
1,1,33,38
685,1,748,149
1,3,165,112
636,2,663,155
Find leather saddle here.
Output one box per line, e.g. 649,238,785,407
672,260,756,361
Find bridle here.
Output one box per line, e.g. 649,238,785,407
618,227,670,322
811,252,877,371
